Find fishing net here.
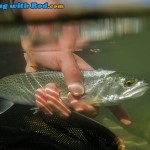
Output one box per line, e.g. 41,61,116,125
0,104,125,150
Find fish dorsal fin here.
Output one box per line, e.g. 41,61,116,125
0,99,14,114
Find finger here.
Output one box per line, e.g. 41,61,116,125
59,23,79,50
59,53,84,96
45,83,60,100
25,65,36,72
73,54,94,70
75,38,89,50
68,92,99,117
108,105,132,125
35,88,53,115
45,83,71,117
21,36,32,52
23,50,38,72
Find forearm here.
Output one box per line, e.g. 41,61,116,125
12,0,62,21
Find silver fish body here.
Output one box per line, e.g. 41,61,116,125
0,69,149,114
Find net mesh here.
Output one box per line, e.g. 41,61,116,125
0,104,121,150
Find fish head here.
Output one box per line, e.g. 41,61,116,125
100,72,149,103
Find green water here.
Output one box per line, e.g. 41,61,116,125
80,17,150,150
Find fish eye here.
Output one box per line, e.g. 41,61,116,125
124,80,135,87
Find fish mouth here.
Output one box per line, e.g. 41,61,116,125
123,83,149,99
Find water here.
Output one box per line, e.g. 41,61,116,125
84,17,150,150
0,17,150,150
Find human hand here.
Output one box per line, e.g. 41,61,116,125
22,23,99,117
21,23,131,125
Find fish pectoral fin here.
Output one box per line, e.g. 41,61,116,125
0,99,14,114
82,99,101,106
80,95,102,106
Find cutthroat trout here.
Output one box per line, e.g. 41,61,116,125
0,69,149,114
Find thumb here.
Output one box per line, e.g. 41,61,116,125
60,52,84,96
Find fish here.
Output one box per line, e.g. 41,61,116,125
0,69,149,114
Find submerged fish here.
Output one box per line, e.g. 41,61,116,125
0,69,149,114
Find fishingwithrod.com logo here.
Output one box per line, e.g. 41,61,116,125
0,2,64,10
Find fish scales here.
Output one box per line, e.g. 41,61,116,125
0,70,114,105
0,69,149,114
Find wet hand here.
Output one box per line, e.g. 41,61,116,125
35,83,98,118
35,83,71,117
21,23,131,125
108,105,131,125
22,23,98,118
